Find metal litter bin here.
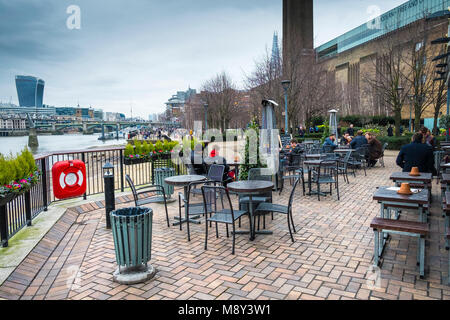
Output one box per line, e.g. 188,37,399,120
154,167,175,198
110,207,153,270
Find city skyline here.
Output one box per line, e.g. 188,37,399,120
0,0,405,118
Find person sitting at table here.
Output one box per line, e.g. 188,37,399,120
322,133,338,151
350,131,368,149
346,124,355,137
204,146,232,184
365,132,383,167
396,133,435,173
420,127,437,151
340,133,352,146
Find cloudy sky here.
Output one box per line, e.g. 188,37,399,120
0,0,406,118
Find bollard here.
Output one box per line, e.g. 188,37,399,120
103,163,115,230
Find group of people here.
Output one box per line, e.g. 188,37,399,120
322,124,383,167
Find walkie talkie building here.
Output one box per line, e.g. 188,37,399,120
15,75,45,108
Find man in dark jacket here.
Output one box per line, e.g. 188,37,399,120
365,132,383,167
396,133,435,173
350,131,368,149
346,124,355,137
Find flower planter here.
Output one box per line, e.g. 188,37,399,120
124,158,147,166
0,193,18,207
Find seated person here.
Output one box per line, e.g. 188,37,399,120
322,133,338,151
396,133,435,173
350,131,368,150
420,127,437,151
365,132,382,167
190,149,208,176
340,133,352,146
204,146,231,183
283,139,303,165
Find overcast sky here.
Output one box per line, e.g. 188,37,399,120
0,0,406,118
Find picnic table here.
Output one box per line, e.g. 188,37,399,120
390,172,432,200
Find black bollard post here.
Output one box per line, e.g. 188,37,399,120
103,163,115,230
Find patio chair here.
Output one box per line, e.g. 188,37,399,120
191,164,225,197
178,180,215,241
239,168,274,229
337,151,352,184
279,153,305,196
348,147,367,176
379,143,388,168
310,160,340,201
201,185,250,255
255,178,300,243
125,174,170,228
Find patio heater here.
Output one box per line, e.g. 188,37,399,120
103,163,115,230
328,109,338,139
261,99,281,189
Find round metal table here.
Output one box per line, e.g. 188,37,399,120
227,180,274,241
165,175,207,227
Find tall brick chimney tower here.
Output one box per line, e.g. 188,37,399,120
283,0,314,72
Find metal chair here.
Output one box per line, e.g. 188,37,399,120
337,151,352,184
310,160,340,201
191,164,225,196
255,178,300,243
239,168,274,229
125,174,170,227
348,147,367,176
201,185,250,255
178,180,215,241
279,153,305,196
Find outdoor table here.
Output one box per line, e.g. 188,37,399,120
390,172,432,200
227,180,274,241
334,149,355,158
165,175,207,226
305,154,326,160
441,163,450,174
373,186,429,257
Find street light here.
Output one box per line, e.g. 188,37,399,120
281,80,291,134
203,103,208,132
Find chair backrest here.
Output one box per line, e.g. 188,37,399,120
288,178,300,211
201,185,234,219
207,164,225,183
125,174,138,205
323,145,334,153
381,143,388,156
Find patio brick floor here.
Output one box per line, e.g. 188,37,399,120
0,153,449,300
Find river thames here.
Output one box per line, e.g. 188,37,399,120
0,134,127,155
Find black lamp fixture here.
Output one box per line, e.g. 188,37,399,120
432,52,450,62
431,37,450,45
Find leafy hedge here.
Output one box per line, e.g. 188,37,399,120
0,147,40,198
378,135,446,150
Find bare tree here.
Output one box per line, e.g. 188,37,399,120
201,72,240,131
403,17,447,131
362,30,412,137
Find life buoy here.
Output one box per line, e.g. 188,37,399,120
52,160,87,200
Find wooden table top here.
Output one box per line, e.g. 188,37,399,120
441,163,450,168
373,187,429,205
227,180,274,194
164,175,206,186
390,172,433,183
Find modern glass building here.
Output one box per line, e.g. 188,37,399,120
15,75,45,108
317,0,450,59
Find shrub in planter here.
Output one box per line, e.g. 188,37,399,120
0,148,40,204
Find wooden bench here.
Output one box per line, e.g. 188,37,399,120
371,217,429,278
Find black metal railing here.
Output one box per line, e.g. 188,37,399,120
0,146,188,247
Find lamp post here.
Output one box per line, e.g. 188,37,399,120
281,80,291,135
204,103,208,132
103,163,115,230
407,94,414,132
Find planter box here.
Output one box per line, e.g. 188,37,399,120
124,158,147,166
0,193,18,207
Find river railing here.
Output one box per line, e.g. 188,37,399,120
0,146,188,247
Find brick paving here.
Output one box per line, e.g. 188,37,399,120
0,154,449,300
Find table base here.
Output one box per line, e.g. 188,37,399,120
173,215,202,226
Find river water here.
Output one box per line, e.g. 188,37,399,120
0,134,127,155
